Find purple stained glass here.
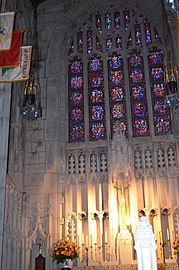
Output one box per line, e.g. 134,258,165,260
90,122,106,140
129,68,144,83
131,85,146,100
110,87,125,102
89,73,103,88
70,61,83,74
77,31,83,53
96,13,102,33
154,116,172,134
112,121,127,136
144,21,152,46
127,32,132,48
134,24,142,47
111,103,126,119
116,36,122,49
90,89,104,103
109,55,123,69
132,101,148,117
91,105,105,120
106,37,113,51
70,124,84,142
133,119,150,136
153,99,168,114
148,51,163,65
151,83,165,97
124,9,130,31
96,36,102,51
110,70,123,85
128,53,143,67
70,107,84,122
154,28,161,44
68,39,74,55
71,76,83,89
69,91,83,105
150,67,164,81
89,58,102,72
87,30,93,53
105,12,112,30
114,11,120,29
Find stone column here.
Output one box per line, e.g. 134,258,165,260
0,84,11,270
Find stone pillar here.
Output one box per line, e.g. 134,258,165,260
0,84,11,270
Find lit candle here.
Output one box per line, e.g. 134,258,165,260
82,233,84,244
159,231,161,243
167,228,170,240
90,234,93,246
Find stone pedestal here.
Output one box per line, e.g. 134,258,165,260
35,254,45,270
118,226,133,265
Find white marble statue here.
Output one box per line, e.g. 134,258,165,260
134,216,158,270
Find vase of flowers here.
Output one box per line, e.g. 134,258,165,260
50,238,80,269
173,235,179,270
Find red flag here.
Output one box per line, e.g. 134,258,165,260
0,30,23,68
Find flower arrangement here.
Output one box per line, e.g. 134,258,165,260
173,235,179,254
50,238,80,264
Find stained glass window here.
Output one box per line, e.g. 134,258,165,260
114,11,120,28
148,49,172,135
108,53,127,136
68,8,172,143
128,50,149,137
77,31,83,54
88,57,106,140
134,24,142,47
105,12,112,30
69,59,85,142
124,9,130,31
144,21,152,46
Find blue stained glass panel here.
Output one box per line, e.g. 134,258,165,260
106,38,113,51
129,69,144,83
144,21,152,46
105,12,112,30
134,24,142,47
70,108,84,122
110,87,125,102
132,101,148,117
69,91,83,105
109,70,123,85
148,51,163,65
112,121,127,135
128,54,143,67
89,58,102,72
151,83,165,97
131,85,146,100
133,119,150,136
70,124,84,142
150,68,164,81
70,61,83,74
90,89,104,103
109,55,123,69
91,105,105,120
154,116,172,134
96,14,102,33
111,103,126,119
89,73,103,88
90,122,106,140
114,11,120,29
71,76,83,89
153,99,168,114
